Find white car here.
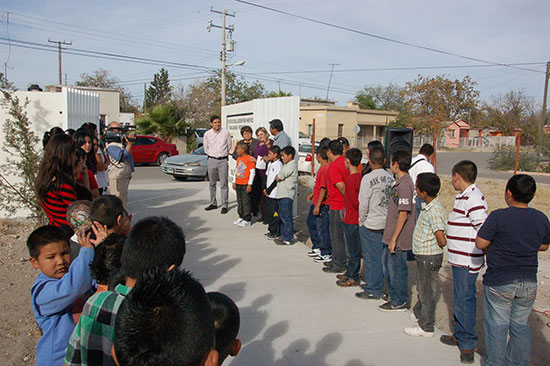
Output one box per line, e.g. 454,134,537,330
298,142,320,174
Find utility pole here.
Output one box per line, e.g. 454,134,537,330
326,63,339,101
536,61,550,169
208,8,235,107
48,38,72,85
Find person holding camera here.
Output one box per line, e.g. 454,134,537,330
105,121,135,208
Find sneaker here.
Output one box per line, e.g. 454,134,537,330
233,218,243,226
381,293,389,302
220,208,228,214
440,334,458,346
378,301,408,312
322,265,346,273
404,325,434,338
336,273,348,280
460,350,475,364
205,204,218,211
409,312,419,323
264,232,279,240
313,255,332,263
307,249,321,257
274,238,293,246
355,292,382,300
336,278,360,287
238,220,251,227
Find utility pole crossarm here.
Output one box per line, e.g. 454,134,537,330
209,8,236,108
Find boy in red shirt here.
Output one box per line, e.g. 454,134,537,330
232,141,256,227
337,148,363,286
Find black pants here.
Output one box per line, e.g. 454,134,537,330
251,172,267,218
265,196,280,236
236,184,252,222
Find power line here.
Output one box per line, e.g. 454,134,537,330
234,0,545,74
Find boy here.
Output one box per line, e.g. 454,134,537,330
336,148,363,287
306,146,332,263
476,174,549,366
404,172,447,338
64,216,186,366
379,150,416,312
355,146,394,300
440,160,487,364
89,195,132,238
409,144,435,216
264,145,283,239
233,141,256,227
208,292,242,365
28,225,97,366
113,268,218,366
273,145,298,246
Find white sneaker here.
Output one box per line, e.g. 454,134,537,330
233,218,243,226
404,325,434,338
238,220,251,227
409,312,419,323
307,249,321,257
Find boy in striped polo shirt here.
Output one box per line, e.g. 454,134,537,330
440,160,488,364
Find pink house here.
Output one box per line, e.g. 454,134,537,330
445,120,470,148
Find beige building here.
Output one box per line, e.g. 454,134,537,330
300,100,399,148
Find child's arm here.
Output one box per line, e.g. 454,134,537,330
313,188,327,216
358,178,371,224
540,244,549,251
388,211,408,253
246,168,255,193
276,164,290,182
467,199,488,232
435,230,447,248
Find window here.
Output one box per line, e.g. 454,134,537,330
307,124,313,136
338,124,344,137
450,129,455,139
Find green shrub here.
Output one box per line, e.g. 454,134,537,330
489,145,535,172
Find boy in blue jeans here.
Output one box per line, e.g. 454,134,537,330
273,146,298,246
476,174,549,366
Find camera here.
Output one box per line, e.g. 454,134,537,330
104,124,137,144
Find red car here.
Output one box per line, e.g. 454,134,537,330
131,135,179,165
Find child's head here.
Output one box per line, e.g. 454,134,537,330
337,137,350,153
451,160,477,191
113,268,217,366
208,292,241,365
327,140,343,161
368,146,386,168
345,148,362,169
419,143,435,158
416,173,441,200
390,150,411,174
268,145,281,161
316,146,329,164
90,195,131,235
121,217,186,280
90,233,125,285
319,137,331,148
505,174,536,205
27,226,71,279
280,146,296,164
367,140,383,159
236,141,249,157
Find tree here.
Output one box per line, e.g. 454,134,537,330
136,103,190,142
76,69,138,113
355,93,377,110
266,90,293,98
204,71,266,107
0,72,15,90
355,83,405,111
144,68,172,109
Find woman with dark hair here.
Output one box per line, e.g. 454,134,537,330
42,126,65,149
251,127,273,221
75,147,98,199
231,126,259,160
92,136,109,195
73,130,97,174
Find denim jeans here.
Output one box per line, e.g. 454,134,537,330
382,245,408,306
278,198,294,242
483,281,537,366
265,197,280,236
236,184,251,221
343,223,361,281
306,204,331,255
452,266,479,350
359,227,384,296
329,209,347,269
413,254,443,332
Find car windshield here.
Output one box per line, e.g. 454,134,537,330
196,129,207,137
299,144,318,153
192,146,206,155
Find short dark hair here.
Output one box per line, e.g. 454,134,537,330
506,174,536,203
416,173,441,197
236,141,248,152
240,126,253,136
269,119,284,132
316,146,329,160
367,140,383,153
419,143,434,156
208,292,240,363
452,160,477,183
345,148,362,167
268,145,281,157
391,150,411,172
90,233,125,285
369,146,385,166
27,225,69,259
90,195,125,229
337,137,350,147
114,268,214,366
121,217,186,279
281,145,296,159
210,115,220,123
319,137,331,148
328,140,343,156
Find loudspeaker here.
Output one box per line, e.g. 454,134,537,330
384,127,413,163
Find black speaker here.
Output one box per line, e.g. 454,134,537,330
384,127,413,163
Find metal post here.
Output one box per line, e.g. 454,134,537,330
514,129,522,175
221,10,226,107
311,118,316,176
536,61,550,169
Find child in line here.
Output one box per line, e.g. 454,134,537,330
476,174,549,366
274,146,298,246
64,217,186,366
336,148,363,287
89,195,132,239
264,145,283,239
208,292,242,365
404,173,447,338
233,141,256,227
113,268,218,366
306,146,332,263
440,160,487,364
28,225,97,366
355,146,394,300
380,150,416,312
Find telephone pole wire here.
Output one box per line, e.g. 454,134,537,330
536,61,550,169
208,8,235,107
48,38,72,85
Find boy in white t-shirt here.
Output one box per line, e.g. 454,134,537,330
264,145,283,239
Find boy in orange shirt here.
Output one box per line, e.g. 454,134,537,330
233,141,256,227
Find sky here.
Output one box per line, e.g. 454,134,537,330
1,0,549,108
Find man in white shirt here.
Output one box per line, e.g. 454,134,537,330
409,144,435,215
203,115,232,214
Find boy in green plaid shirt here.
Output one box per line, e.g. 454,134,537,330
404,173,447,338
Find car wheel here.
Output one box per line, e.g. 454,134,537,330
174,176,188,181
157,152,169,165
203,174,209,181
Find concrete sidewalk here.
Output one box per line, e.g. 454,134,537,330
128,180,481,366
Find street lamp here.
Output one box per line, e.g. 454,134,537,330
222,60,245,106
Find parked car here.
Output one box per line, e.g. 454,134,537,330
298,142,320,174
195,128,208,148
161,146,208,180
131,135,179,165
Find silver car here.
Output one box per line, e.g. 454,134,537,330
161,146,208,180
